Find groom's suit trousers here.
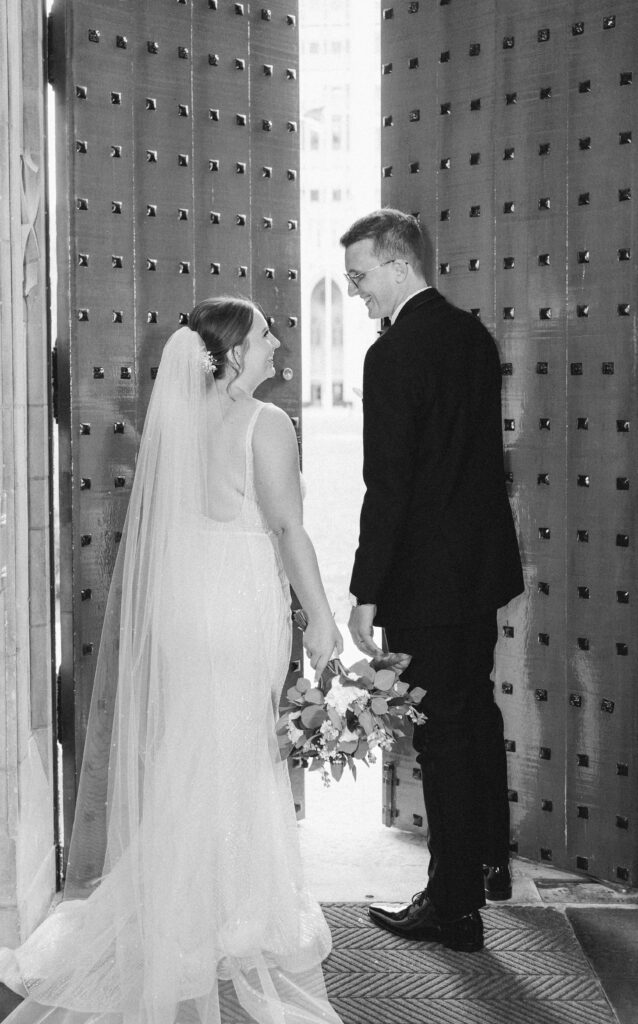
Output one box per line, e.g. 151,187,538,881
385,614,510,921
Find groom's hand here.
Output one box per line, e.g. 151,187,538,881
348,604,384,657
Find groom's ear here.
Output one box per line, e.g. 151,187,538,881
394,259,410,283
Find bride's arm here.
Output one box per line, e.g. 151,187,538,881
253,404,343,679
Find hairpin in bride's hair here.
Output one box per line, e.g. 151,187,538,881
201,349,218,375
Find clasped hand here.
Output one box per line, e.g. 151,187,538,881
304,614,343,683
348,603,384,658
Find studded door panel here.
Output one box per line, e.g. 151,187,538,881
51,0,302,838
379,0,637,887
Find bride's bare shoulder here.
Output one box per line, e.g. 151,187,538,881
254,400,294,428
252,401,298,450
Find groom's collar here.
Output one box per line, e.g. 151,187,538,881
391,286,439,325
390,287,430,325
378,289,441,335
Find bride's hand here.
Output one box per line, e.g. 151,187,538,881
304,614,344,683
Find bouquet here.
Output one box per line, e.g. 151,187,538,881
276,650,426,785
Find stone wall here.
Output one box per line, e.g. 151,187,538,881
0,0,56,944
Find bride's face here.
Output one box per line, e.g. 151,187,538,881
238,309,281,386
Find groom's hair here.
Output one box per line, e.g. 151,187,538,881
339,208,427,278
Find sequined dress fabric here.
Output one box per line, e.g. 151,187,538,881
0,404,341,1024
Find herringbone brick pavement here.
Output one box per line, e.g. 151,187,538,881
322,903,619,1024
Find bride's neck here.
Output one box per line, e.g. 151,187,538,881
216,376,255,399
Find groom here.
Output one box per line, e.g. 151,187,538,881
341,209,524,953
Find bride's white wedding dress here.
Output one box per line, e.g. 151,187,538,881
0,328,342,1024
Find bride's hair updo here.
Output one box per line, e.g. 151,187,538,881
189,295,255,380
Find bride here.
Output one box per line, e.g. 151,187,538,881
0,297,344,1024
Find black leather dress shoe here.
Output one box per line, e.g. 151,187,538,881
369,891,484,952
484,864,512,901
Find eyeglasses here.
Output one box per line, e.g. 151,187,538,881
343,259,398,289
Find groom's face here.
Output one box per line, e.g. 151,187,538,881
344,239,399,321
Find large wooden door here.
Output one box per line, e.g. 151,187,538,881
49,0,303,854
380,0,637,887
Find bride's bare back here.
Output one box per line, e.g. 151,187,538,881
204,382,262,522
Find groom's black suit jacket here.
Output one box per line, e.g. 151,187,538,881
350,288,524,630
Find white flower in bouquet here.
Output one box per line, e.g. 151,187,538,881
319,719,340,742
324,678,370,716
287,717,305,746
368,726,394,751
